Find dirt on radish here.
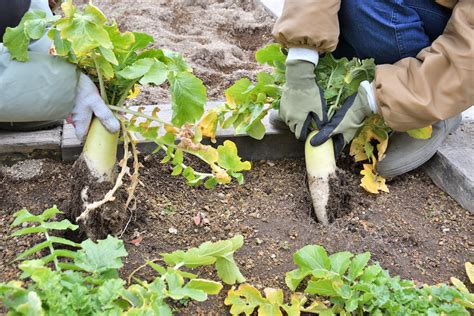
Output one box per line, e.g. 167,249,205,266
68,156,128,240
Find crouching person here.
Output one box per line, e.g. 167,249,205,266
0,0,119,141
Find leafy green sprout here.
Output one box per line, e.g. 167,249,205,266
1,207,247,315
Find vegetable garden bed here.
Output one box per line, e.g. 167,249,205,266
1,157,473,313
0,0,473,314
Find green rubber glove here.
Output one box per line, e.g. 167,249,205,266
310,84,373,148
280,60,327,141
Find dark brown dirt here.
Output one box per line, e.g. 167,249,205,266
68,156,128,240
327,169,352,222
0,157,472,313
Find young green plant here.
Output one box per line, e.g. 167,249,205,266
0,207,246,315
4,0,250,238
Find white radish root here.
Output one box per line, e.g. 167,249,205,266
305,130,337,225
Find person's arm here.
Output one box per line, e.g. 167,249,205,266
272,0,341,53
0,0,119,140
375,0,473,131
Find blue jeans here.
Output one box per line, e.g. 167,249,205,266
333,0,452,64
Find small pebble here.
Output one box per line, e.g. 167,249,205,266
168,227,178,234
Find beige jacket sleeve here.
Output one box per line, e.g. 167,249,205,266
272,0,341,53
375,0,473,131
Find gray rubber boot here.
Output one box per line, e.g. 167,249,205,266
269,109,289,130
0,121,62,132
377,114,462,179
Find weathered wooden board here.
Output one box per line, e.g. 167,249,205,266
61,102,304,162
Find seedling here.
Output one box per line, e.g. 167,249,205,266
0,207,246,315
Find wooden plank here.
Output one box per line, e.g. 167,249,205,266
61,102,304,161
0,126,62,159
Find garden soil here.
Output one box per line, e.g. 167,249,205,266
1,0,473,314
0,158,473,313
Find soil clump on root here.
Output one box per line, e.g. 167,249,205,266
326,169,352,223
68,156,128,240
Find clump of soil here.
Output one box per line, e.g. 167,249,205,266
67,156,128,240
326,169,352,222
84,0,275,105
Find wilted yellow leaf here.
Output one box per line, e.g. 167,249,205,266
407,125,432,139
350,114,390,162
127,84,140,99
450,277,469,293
360,163,389,194
164,124,177,134
198,110,219,142
466,262,474,284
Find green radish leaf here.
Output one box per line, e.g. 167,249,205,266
166,271,207,301
329,251,353,275
23,10,49,39
139,60,168,85
42,219,78,231
97,279,124,305
11,209,41,227
186,279,223,295
285,268,313,292
117,58,155,79
305,279,339,297
75,236,128,273
11,226,47,237
217,141,251,173
348,252,371,280
169,72,206,127
16,241,52,261
255,43,286,69
293,245,331,271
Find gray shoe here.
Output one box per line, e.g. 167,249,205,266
0,120,62,132
377,114,462,179
269,110,289,130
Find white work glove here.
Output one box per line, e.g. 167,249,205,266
72,73,120,141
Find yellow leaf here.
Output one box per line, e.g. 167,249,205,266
407,125,432,139
198,110,219,142
164,124,177,134
360,164,389,194
127,85,140,99
466,262,474,284
350,114,390,163
450,277,469,293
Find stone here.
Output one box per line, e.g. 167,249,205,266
424,118,474,213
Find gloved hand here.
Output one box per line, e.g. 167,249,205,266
309,83,373,153
280,60,327,141
72,73,120,141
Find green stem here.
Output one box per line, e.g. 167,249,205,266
92,54,109,104
44,230,60,271
108,105,167,125
116,81,138,108
158,143,213,179
329,85,345,119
